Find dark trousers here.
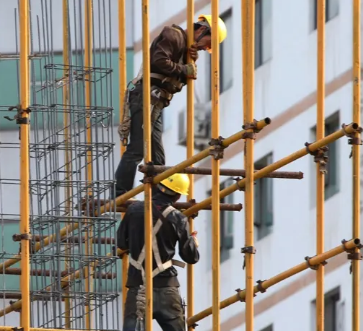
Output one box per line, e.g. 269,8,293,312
123,287,185,331
114,86,165,198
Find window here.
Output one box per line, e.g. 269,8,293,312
311,111,340,200
254,153,273,240
311,287,342,331
255,0,272,69
259,325,273,331
312,0,339,30
207,177,235,263
206,9,233,99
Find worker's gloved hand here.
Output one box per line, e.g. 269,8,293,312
188,44,198,61
191,231,199,248
183,63,197,80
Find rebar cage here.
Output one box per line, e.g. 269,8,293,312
0,1,119,330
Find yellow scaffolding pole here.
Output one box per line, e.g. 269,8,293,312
0,122,270,273
352,0,361,330
0,126,359,319
316,1,325,330
62,0,72,327
187,238,361,326
186,1,195,330
141,1,153,330
211,1,221,330
118,0,129,312
19,1,30,331
242,1,255,330
84,0,93,328
183,123,360,217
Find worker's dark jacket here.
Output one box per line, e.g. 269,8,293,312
117,192,200,288
148,24,189,95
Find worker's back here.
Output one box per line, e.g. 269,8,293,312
117,191,199,288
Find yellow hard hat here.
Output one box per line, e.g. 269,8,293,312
160,173,190,196
198,14,227,51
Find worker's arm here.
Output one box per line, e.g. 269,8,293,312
116,212,130,250
175,214,200,264
151,26,191,78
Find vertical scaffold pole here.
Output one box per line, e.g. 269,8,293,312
242,1,255,330
211,1,221,331
118,0,129,312
19,1,31,331
62,0,72,327
316,1,325,330
84,0,94,328
352,0,361,330
186,1,195,330
141,0,153,330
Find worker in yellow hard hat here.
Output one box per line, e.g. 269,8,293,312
117,172,199,330
114,15,227,200
193,14,228,54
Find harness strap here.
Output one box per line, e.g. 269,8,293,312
129,205,186,283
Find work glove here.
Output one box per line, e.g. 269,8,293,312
191,231,199,248
188,44,198,62
183,63,197,80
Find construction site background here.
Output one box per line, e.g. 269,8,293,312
0,0,363,331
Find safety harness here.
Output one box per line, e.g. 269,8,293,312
129,204,186,281
131,203,186,331
118,27,187,146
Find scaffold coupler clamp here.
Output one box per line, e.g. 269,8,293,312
257,279,267,294
242,119,260,140
187,199,199,219
341,239,363,261
241,246,256,270
142,161,156,185
233,177,245,191
304,142,329,174
342,123,363,158
5,104,31,125
208,136,225,160
304,255,327,271
235,288,245,302
17,233,34,254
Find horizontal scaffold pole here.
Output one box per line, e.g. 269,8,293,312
187,238,361,326
96,118,271,215
182,122,360,217
138,164,304,179
0,268,116,279
0,119,270,273
115,202,243,213
12,234,115,244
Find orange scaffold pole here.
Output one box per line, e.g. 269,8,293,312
186,1,195,330
187,238,361,326
242,2,255,330
316,1,326,330
141,1,153,330
182,122,360,218
118,0,129,312
352,0,361,330
19,0,31,330
84,0,94,328
211,1,221,331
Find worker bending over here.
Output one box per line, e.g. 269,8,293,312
114,15,227,198
117,173,199,331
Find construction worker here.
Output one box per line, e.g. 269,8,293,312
117,173,200,331
114,15,228,198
